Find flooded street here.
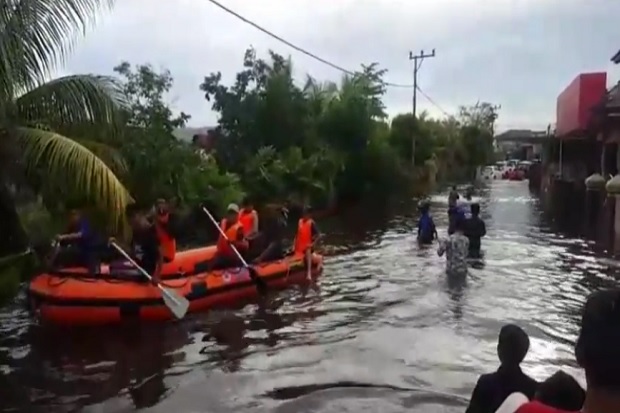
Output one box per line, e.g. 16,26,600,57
1,180,619,413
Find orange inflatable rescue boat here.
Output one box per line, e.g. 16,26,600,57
51,245,217,279
28,253,324,326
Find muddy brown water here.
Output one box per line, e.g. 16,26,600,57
1,180,618,413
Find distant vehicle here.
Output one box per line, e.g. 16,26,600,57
481,165,501,180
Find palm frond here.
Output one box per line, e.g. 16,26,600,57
74,138,128,175
0,0,115,96
15,126,132,230
16,74,126,127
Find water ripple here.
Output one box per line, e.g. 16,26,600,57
0,181,614,412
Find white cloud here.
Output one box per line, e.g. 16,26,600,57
63,0,620,131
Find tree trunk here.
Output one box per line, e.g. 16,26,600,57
0,182,29,257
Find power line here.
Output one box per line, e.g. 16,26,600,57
205,0,414,89
416,86,451,117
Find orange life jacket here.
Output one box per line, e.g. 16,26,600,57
294,218,313,255
217,219,247,257
155,213,176,261
238,209,256,236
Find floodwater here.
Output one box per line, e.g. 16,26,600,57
1,180,618,413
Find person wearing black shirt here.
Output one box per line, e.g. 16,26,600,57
465,324,539,413
252,205,288,263
111,205,163,283
464,203,487,258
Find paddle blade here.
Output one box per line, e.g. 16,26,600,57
248,267,268,295
160,286,190,319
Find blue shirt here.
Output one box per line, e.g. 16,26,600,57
76,218,98,252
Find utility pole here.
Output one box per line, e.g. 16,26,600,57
409,49,436,166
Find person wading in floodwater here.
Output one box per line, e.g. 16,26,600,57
417,202,438,245
438,216,469,275
448,185,460,209
464,203,486,258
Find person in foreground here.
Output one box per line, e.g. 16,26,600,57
111,204,163,284
438,216,469,275
252,205,288,264
495,370,585,413
417,202,438,244
465,324,538,413
55,207,102,273
465,203,486,258
293,206,321,280
209,203,249,270
516,289,620,413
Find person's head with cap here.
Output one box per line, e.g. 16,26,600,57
226,203,240,223
497,324,530,368
575,289,620,395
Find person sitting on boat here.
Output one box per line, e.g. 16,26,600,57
152,198,179,264
516,289,620,413
111,204,163,284
55,207,102,273
464,203,486,258
252,204,288,264
239,197,260,240
239,196,260,258
438,216,469,275
417,202,438,245
293,205,321,280
209,203,249,271
465,324,538,413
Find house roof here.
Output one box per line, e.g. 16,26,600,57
612,49,620,64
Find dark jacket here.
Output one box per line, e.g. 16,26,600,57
465,365,539,413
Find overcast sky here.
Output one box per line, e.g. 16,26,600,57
63,0,620,132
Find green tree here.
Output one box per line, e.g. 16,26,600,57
110,62,243,209
0,0,132,257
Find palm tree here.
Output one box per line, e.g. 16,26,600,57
0,0,132,257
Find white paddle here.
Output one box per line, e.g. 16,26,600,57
110,242,189,320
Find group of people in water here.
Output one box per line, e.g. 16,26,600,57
416,185,487,273
466,288,620,413
54,197,321,283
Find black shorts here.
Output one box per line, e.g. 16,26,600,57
210,254,241,271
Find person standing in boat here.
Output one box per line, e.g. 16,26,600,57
209,203,249,270
55,207,102,273
252,204,287,263
111,204,163,283
437,216,469,275
152,198,179,265
293,205,321,280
